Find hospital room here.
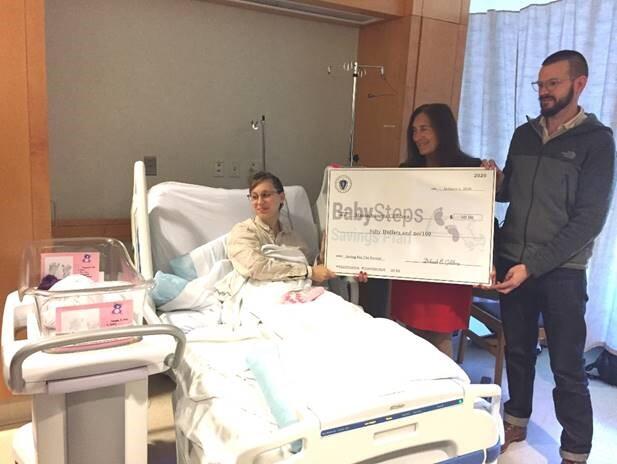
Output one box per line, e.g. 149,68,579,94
1,0,617,463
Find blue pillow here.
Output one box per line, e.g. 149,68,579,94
150,271,189,307
246,346,302,452
169,254,198,281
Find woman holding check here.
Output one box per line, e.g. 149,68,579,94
227,171,368,285
390,103,482,356
227,171,335,283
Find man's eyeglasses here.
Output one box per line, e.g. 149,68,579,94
247,190,279,202
531,78,569,92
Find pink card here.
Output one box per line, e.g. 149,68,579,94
52,300,135,351
40,252,101,282
55,300,133,334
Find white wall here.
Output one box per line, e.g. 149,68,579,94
46,0,357,219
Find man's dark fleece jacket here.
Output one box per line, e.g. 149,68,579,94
497,113,615,277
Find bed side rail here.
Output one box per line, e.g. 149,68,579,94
236,411,321,464
8,324,185,393
464,383,503,446
132,160,154,280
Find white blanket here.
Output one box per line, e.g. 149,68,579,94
172,281,470,463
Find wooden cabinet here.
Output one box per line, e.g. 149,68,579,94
0,0,51,403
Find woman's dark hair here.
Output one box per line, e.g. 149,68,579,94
249,171,284,194
402,103,476,168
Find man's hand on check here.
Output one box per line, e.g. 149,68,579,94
354,271,368,283
493,264,529,294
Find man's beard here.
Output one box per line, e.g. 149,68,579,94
540,85,574,117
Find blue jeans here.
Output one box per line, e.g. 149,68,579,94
497,258,592,460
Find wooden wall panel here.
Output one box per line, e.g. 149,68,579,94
399,14,422,164
0,0,33,404
412,0,468,23
0,0,50,403
1,3,32,293
26,0,52,241
413,18,464,109
421,0,462,22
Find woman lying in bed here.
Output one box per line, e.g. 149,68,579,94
228,171,336,284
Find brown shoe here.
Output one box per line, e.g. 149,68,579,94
500,422,527,453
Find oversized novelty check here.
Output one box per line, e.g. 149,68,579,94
324,168,495,285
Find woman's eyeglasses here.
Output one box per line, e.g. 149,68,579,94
247,190,279,202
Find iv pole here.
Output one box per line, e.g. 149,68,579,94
330,61,385,166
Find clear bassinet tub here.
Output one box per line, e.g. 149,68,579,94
18,237,153,352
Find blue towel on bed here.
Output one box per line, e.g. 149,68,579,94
169,253,198,281
246,345,302,453
150,271,189,307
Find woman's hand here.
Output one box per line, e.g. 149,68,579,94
311,264,336,283
354,271,368,283
475,264,497,289
481,159,504,193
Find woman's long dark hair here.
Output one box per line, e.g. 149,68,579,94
402,103,476,168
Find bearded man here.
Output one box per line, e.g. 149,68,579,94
490,50,615,464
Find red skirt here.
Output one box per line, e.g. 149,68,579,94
390,280,472,332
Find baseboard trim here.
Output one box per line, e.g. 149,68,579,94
0,396,31,429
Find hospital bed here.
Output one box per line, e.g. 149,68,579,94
131,161,503,464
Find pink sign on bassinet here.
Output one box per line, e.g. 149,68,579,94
40,252,101,282
53,300,135,351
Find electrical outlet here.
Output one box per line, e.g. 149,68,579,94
143,156,157,176
214,160,224,177
248,161,259,175
229,161,240,178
